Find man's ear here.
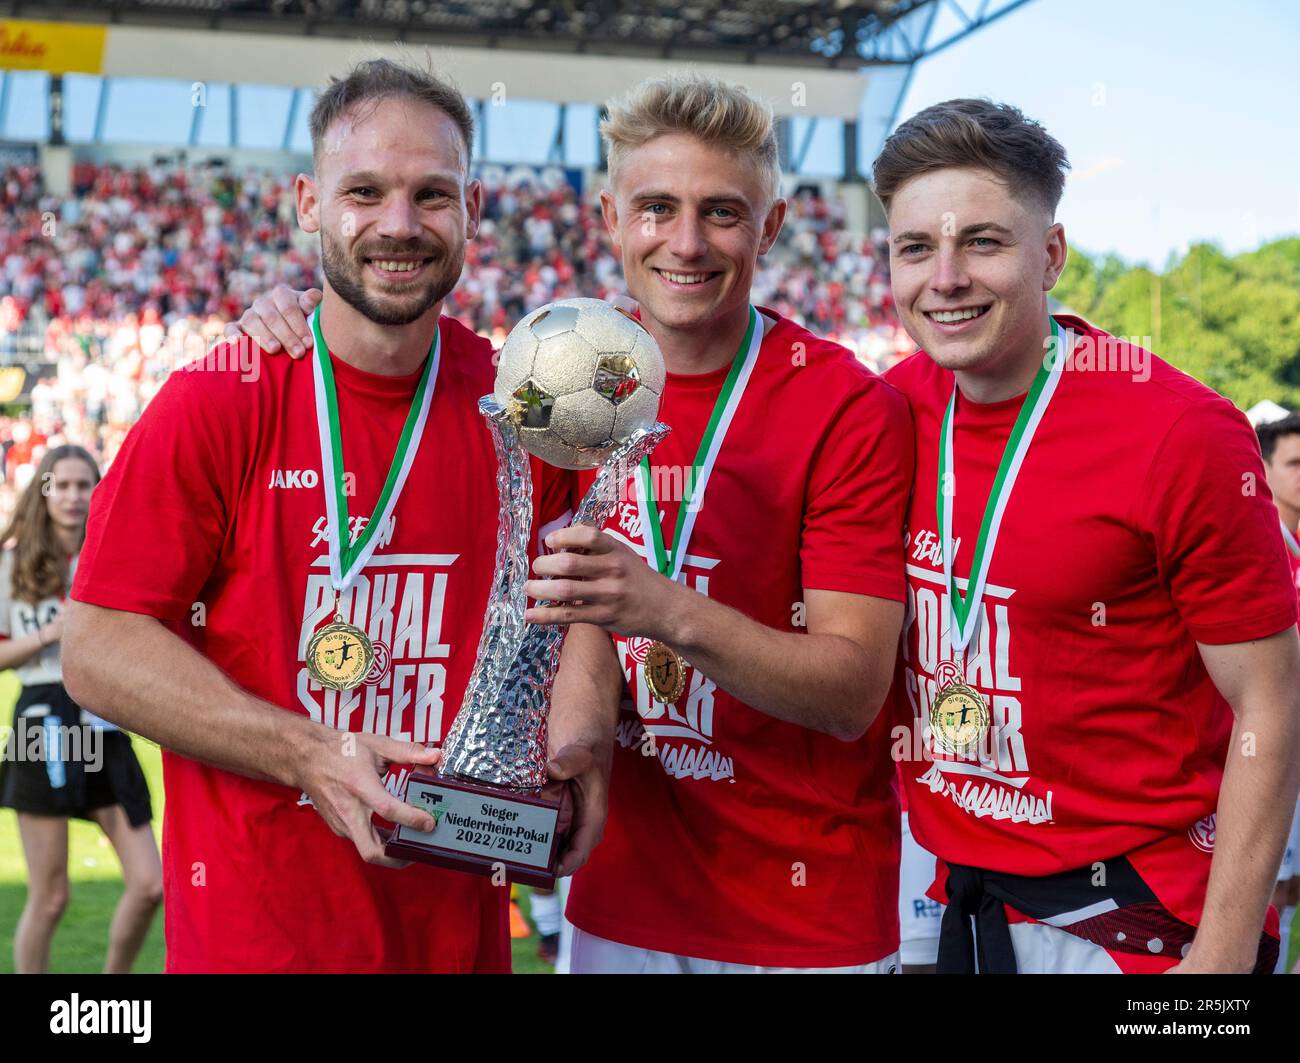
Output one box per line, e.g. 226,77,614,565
758,196,788,256
465,178,483,241
1044,221,1068,291
599,188,622,256
296,173,320,235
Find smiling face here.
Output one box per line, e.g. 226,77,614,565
601,133,784,339
887,166,1067,382
297,95,481,326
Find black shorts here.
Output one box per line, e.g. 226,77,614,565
0,682,153,828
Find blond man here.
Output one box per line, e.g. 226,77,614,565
523,75,912,973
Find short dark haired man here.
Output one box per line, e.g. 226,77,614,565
880,98,1300,973
1258,413,1300,563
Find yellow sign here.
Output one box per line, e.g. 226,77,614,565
0,19,106,75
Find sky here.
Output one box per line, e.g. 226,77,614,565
894,0,1300,267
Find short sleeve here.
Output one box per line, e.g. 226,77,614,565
1141,401,1298,644
532,459,577,550
800,377,915,601
72,355,247,623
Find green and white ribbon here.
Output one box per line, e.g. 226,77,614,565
634,306,762,581
310,305,440,593
1282,518,1300,559
938,318,1069,653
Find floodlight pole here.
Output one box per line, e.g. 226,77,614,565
49,75,65,146
549,103,566,164
842,121,861,183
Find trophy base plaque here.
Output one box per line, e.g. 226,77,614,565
384,770,565,889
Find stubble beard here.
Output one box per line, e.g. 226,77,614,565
321,229,463,327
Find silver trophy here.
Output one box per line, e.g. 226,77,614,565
386,299,668,887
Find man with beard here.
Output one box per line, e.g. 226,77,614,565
61,60,604,973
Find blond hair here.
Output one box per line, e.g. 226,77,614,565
601,74,780,204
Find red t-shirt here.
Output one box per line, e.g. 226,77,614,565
72,316,572,973
566,309,914,967
885,315,1297,943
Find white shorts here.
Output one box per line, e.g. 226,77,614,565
899,811,943,966
569,927,900,974
555,875,573,974
1004,920,1124,974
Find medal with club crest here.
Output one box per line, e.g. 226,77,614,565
643,641,687,704
933,319,1070,755
929,661,989,755
632,307,763,705
305,602,375,691
305,306,439,693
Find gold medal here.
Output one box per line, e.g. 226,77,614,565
643,641,687,704
929,679,990,755
306,306,436,695
306,605,375,691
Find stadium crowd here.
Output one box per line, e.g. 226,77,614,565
0,160,910,523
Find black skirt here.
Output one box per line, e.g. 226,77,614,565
0,682,153,828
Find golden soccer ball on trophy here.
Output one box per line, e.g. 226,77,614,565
494,297,666,469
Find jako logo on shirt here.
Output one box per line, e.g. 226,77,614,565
899,527,1056,827
268,468,320,489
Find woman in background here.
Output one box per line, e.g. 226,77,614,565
0,444,160,973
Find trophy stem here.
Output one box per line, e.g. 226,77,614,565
438,399,669,791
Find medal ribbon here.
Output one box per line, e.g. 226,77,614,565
633,306,761,582
937,318,1068,653
1282,518,1300,559
310,305,440,594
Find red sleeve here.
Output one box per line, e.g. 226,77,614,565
530,459,578,553
800,377,914,601
1141,401,1298,644
72,359,247,623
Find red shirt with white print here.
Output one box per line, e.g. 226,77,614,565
885,315,1296,969
72,317,572,973
566,308,914,968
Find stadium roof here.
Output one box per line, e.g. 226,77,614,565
6,0,1030,67
0,0,1030,170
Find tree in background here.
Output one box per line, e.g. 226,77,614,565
1053,238,1300,411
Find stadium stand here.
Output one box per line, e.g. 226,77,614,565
0,160,910,523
